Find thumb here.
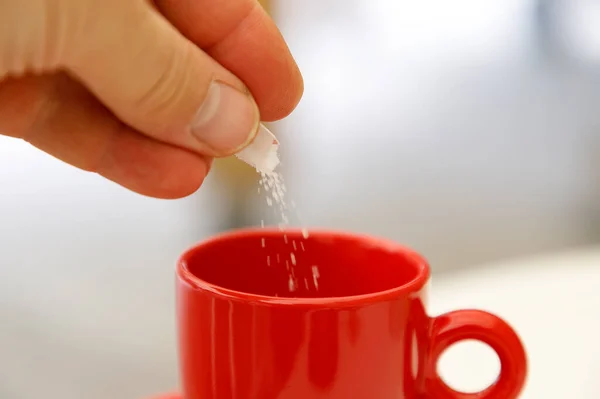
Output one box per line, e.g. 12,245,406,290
65,0,260,156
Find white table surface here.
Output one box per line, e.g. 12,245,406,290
429,246,600,398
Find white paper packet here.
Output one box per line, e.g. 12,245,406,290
234,124,279,173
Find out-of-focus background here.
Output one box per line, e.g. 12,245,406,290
2,0,600,397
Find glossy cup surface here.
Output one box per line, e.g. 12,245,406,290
176,229,526,399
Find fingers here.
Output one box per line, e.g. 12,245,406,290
0,73,209,199
0,0,302,198
155,0,304,121
65,0,260,157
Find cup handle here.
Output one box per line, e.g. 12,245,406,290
423,309,527,399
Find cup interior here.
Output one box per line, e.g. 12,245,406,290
181,229,427,299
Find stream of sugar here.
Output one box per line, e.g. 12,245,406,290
258,171,318,293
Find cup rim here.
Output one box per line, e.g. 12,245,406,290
177,228,430,307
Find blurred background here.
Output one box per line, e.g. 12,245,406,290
2,0,600,397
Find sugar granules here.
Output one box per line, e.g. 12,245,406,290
258,170,319,293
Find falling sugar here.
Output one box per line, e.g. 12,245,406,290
257,169,318,293
259,172,290,226
312,265,320,290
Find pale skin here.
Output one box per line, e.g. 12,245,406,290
0,0,304,199
0,1,302,396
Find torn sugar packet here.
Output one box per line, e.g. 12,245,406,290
235,124,280,173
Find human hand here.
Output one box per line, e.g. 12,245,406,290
0,0,303,198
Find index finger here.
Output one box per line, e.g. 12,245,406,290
155,0,303,121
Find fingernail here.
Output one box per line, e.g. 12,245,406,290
190,81,260,155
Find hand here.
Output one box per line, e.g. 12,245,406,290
0,0,303,198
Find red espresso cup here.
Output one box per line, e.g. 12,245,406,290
176,229,527,399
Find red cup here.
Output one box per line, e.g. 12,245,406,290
176,229,527,399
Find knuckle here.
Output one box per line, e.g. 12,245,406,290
132,40,198,131
0,0,83,76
